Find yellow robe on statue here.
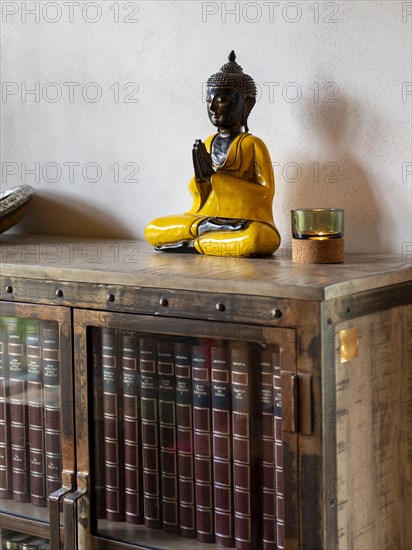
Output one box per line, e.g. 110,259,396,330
145,132,281,257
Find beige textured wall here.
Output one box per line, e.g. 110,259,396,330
1,0,411,254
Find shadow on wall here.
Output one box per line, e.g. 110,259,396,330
283,92,385,253
13,193,133,239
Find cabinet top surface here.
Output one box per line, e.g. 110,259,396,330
0,235,411,301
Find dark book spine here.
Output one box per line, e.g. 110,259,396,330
140,336,161,529
122,330,142,524
273,347,284,549
175,341,196,538
102,327,124,522
0,318,13,499
42,321,62,500
92,328,105,519
211,344,234,547
192,342,214,543
8,317,30,502
259,348,276,549
27,319,46,507
231,344,255,550
158,338,178,533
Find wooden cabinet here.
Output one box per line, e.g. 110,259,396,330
0,236,411,550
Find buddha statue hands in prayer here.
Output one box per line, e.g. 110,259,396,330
145,51,281,257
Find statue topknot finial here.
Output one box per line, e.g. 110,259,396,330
206,51,256,100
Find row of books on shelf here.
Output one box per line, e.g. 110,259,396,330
1,530,49,550
0,317,62,507
92,328,284,550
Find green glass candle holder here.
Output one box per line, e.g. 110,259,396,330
291,208,345,263
291,208,344,240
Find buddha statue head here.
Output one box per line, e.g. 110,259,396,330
206,51,257,132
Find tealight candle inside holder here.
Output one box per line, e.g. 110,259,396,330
291,208,344,264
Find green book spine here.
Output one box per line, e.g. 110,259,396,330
0,317,13,499
8,317,30,502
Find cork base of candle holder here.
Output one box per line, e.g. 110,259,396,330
292,238,345,264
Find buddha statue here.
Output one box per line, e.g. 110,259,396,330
145,51,281,257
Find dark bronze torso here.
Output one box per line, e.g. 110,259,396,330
211,131,242,168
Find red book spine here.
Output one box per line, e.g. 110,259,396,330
8,317,30,502
231,344,255,550
122,330,143,524
27,319,46,507
0,318,12,499
273,347,284,548
158,338,178,533
140,336,161,529
192,342,214,543
259,348,276,549
102,327,125,522
211,343,234,547
42,321,62,500
92,328,105,519
175,341,196,538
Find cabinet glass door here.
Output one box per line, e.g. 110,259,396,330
0,303,74,548
74,310,298,550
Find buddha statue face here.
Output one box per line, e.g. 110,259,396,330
206,85,256,133
206,52,257,133
206,86,245,131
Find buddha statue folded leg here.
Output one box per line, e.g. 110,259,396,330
144,214,203,248
193,221,281,257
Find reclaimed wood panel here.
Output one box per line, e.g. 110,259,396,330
334,304,412,549
1,236,410,301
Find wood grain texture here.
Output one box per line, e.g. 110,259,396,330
334,304,412,549
1,235,410,300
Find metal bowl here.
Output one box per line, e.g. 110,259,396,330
0,185,35,233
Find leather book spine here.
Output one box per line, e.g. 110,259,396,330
27,319,46,507
92,328,105,519
8,317,30,502
102,327,125,522
231,344,256,550
273,347,284,549
175,340,196,538
192,342,214,543
42,321,62,500
0,318,13,499
140,336,162,529
259,347,276,549
158,338,178,533
211,343,234,547
122,330,143,524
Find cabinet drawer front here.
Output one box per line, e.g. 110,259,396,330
1,276,298,326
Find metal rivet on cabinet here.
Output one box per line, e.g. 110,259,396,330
56,289,63,298
216,303,225,312
272,308,282,319
107,293,115,303
5,286,13,294
159,298,169,307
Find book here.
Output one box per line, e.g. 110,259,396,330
122,330,143,524
140,336,161,529
231,343,256,550
192,341,214,543
211,343,234,547
175,340,196,538
8,317,30,502
0,317,13,500
27,319,46,507
157,338,179,533
91,328,105,519
259,347,276,549
273,346,284,549
42,321,62,500
101,327,125,522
